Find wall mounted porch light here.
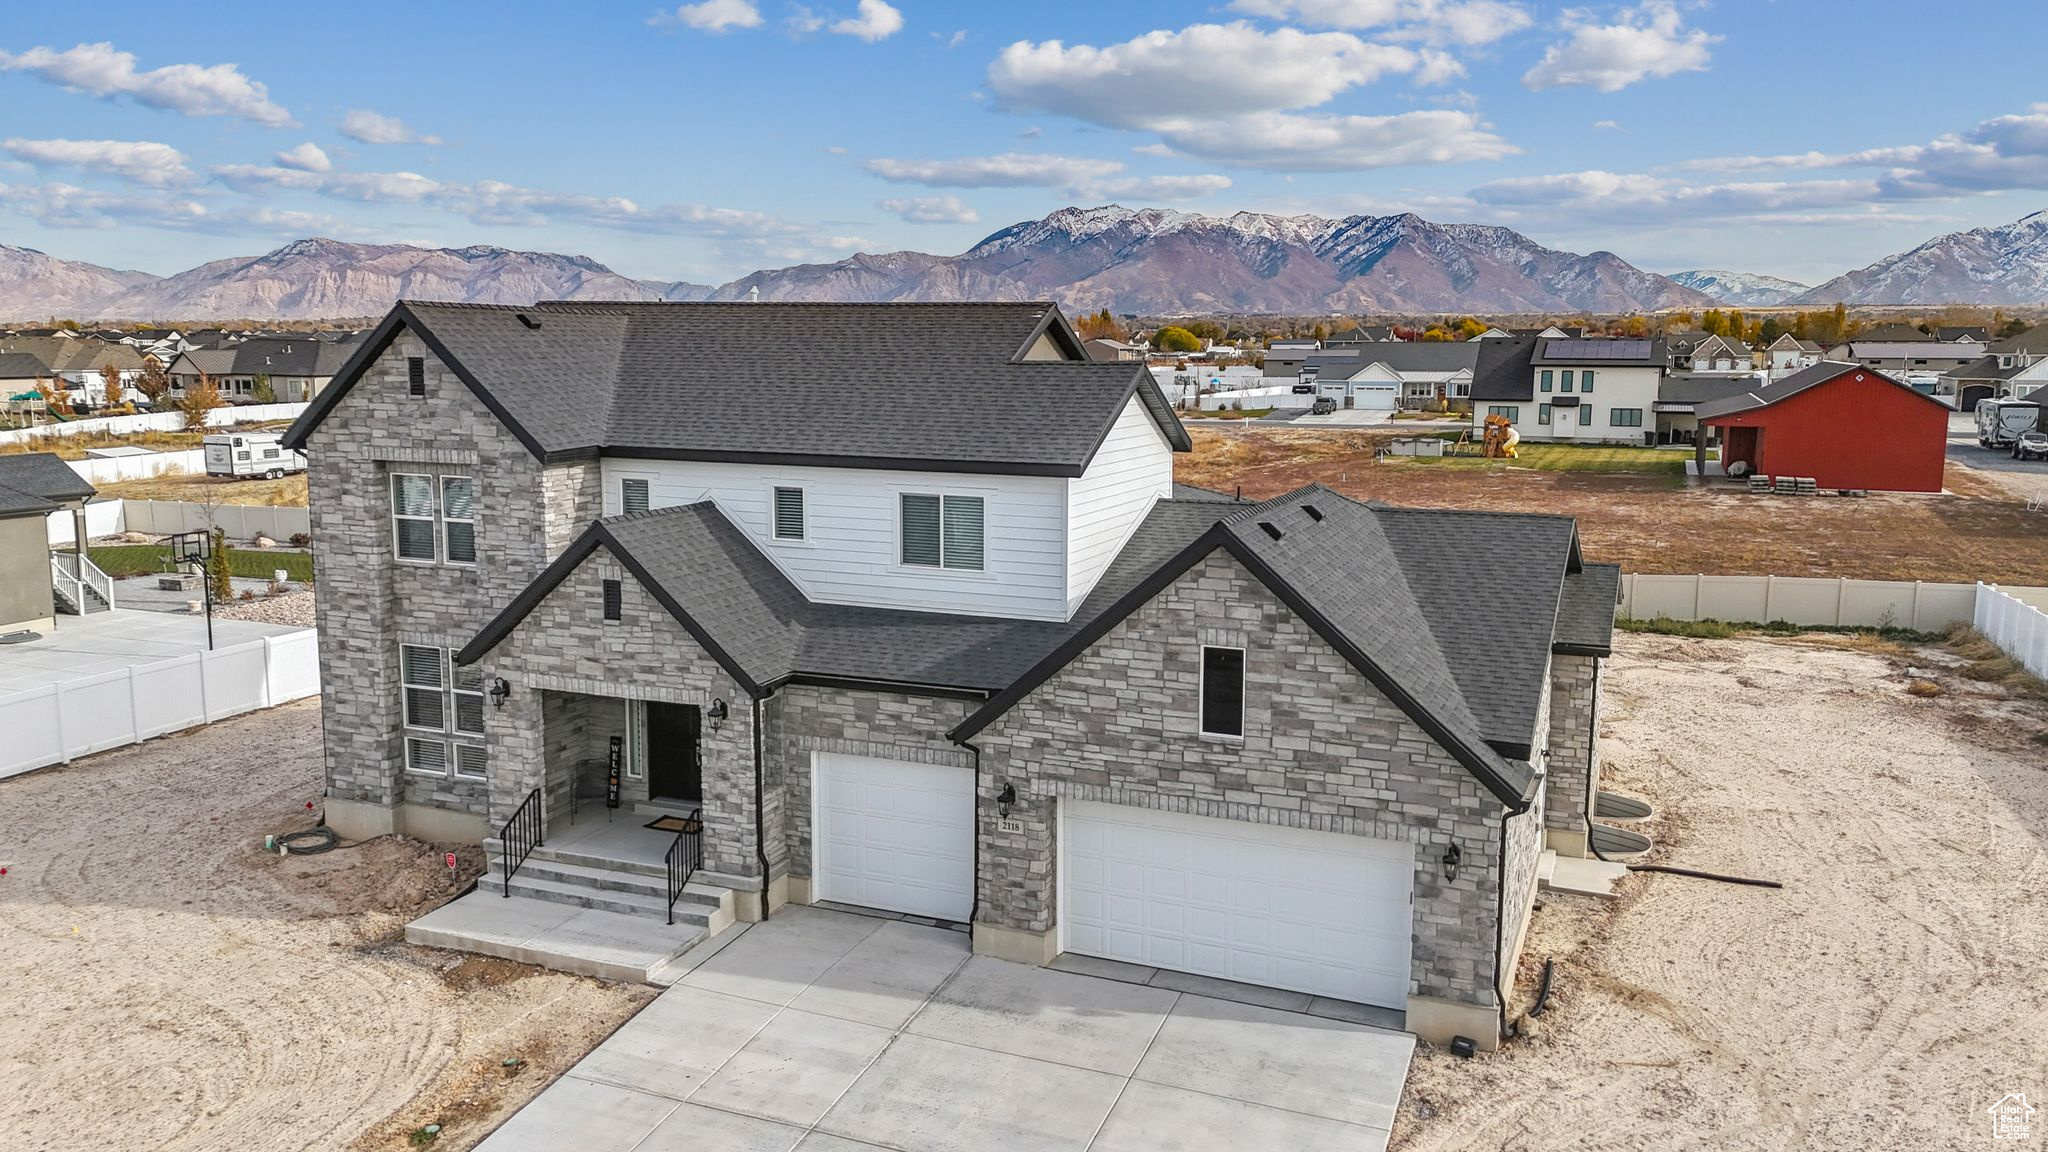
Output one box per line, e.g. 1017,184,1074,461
487,677,511,709
1442,842,1462,882
997,783,1017,819
706,698,729,722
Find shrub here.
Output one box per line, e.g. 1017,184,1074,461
288,532,311,548
207,527,233,603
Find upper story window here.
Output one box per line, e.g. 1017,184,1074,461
621,478,650,516
391,472,476,565
1200,645,1245,738
773,486,806,541
401,644,486,779
901,493,984,571
1539,369,1553,392
1560,370,1575,393
1582,369,1595,392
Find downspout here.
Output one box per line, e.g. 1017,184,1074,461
1493,807,1512,1042
957,736,984,929
753,692,771,923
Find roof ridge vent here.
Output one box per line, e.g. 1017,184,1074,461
516,313,542,330
1258,521,1283,541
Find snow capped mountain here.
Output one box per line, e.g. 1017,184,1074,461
1668,269,1811,307
1790,210,2048,306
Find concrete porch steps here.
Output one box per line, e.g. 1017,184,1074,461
406,891,722,983
481,855,725,906
483,837,664,878
477,867,726,924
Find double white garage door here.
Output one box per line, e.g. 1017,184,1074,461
813,756,1413,1008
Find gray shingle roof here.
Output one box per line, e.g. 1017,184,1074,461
1470,335,1540,401
461,486,1602,808
0,451,95,518
0,352,53,380
1554,564,1621,655
1693,360,1951,419
287,301,1189,475
1659,374,1762,405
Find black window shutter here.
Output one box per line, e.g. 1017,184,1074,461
602,579,622,621
407,357,426,397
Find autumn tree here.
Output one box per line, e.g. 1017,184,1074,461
1074,308,1126,342
34,376,70,417
99,363,125,410
1153,326,1202,353
179,372,225,431
134,354,171,404
1455,317,1489,340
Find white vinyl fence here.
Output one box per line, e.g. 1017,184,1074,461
0,402,306,446
0,629,319,780
48,498,310,545
1974,584,2048,679
64,448,204,485
1615,573,2048,632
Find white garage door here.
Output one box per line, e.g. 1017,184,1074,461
814,753,974,922
1352,384,1398,411
1060,801,1413,1008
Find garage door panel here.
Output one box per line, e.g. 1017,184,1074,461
1062,801,1413,1008
814,754,972,922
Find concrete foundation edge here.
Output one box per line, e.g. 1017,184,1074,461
1406,995,1502,1052
972,922,1057,965
324,796,490,844
1545,827,1589,859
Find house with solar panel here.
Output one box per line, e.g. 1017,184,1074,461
1470,336,1669,445
281,300,1622,1051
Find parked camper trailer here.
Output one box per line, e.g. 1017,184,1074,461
204,432,306,480
1975,398,2042,448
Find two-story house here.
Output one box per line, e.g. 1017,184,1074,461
284,300,1619,1050
1469,335,1666,445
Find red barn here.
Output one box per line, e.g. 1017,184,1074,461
1697,361,1952,493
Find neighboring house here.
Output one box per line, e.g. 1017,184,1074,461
283,299,1617,1049
0,337,145,405
1761,333,1823,373
1470,336,1666,444
1935,326,1990,343
1669,334,1751,374
166,348,237,393
1654,374,1757,446
1828,340,1985,376
1697,361,1951,492
1285,343,1481,410
1326,325,1401,345
1083,338,1145,362
1848,323,1933,344
1940,353,2048,410
167,338,359,400
0,453,100,635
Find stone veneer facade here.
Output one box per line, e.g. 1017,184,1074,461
970,553,1545,1014
1542,653,1601,856
304,333,598,840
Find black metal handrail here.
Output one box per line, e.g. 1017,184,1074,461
665,807,703,925
499,786,544,898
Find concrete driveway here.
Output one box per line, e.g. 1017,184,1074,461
477,905,1413,1152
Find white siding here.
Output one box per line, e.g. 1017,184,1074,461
1064,396,1172,615
1474,365,1663,445
599,459,1071,621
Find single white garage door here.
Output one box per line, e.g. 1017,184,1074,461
1060,800,1413,1008
814,753,974,922
1351,384,1398,411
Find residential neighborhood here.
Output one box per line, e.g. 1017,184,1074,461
3,6,2047,1152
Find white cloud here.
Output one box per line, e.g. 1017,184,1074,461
650,0,764,32
1229,0,1533,46
831,0,904,41
786,6,826,33
1086,173,1234,200
0,137,192,187
879,195,979,224
935,29,968,50
1522,2,1717,92
0,180,355,234
0,42,291,126
862,152,1125,188
338,109,442,146
1680,106,2048,197
1470,169,1884,223
986,23,1510,171
1592,119,1622,131
274,142,332,173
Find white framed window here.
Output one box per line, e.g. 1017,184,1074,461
772,486,806,541
453,743,488,780
621,477,650,516
901,493,985,570
452,662,486,737
406,737,448,776
441,477,476,565
1199,645,1246,739
392,473,437,562
401,644,446,730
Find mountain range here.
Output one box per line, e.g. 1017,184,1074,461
2,205,2044,322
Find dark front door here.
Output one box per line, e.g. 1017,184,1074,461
645,702,702,802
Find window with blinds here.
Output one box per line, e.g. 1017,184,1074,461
441,477,476,564
772,486,805,540
391,474,435,561
901,493,983,570
401,644,445,730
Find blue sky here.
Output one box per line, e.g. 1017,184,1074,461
2,1,2044,288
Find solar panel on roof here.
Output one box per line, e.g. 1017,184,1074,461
1543,339,1653,360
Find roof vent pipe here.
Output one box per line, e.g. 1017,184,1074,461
1302,504,1324,521
748,286,761,303
1258,521,1283,541
516,313,541,330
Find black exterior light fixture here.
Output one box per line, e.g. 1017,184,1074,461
706,698,729,722
1442,841,1462,882
997,782,1017,819
487,677,511,709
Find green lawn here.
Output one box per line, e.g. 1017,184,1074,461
86,544,315,582
1410,439,1688,476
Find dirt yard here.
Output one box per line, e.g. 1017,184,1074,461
1393,633,2048,1150
96,470,309,507
0,701,652,1152
1179,426,2048,585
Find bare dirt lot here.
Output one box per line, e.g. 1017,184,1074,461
1393,633,2048,1150
0,701,652,1152
1179,427,2048,585
96,470,309,507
